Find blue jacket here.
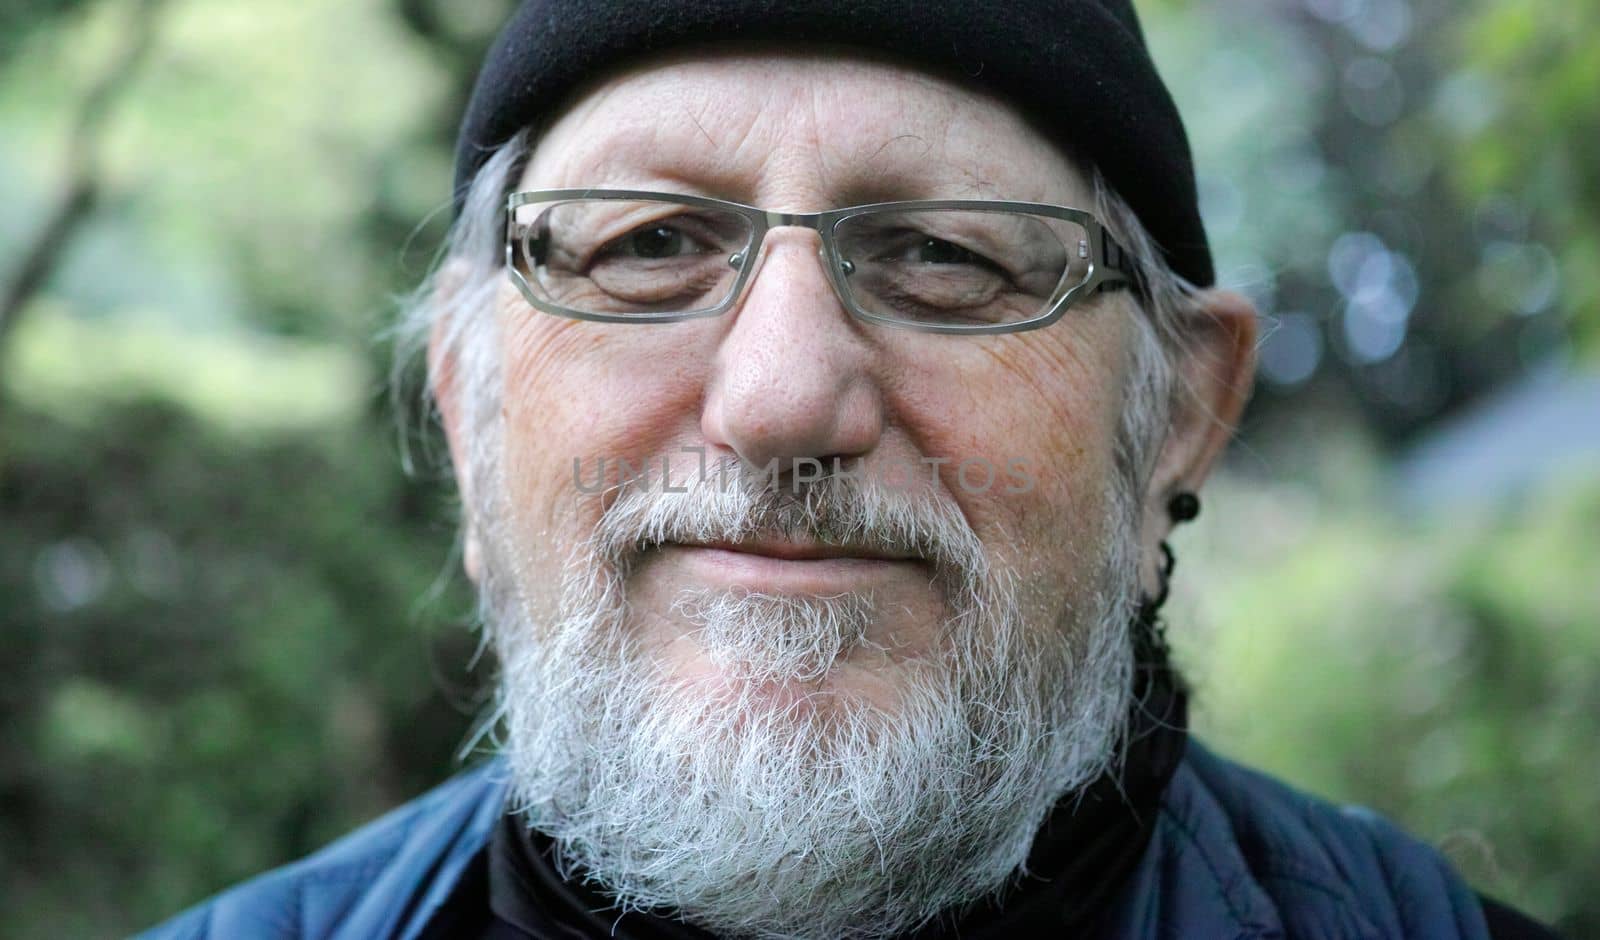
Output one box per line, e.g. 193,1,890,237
137,741,1491,939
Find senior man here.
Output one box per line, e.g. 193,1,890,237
142,1,1558,938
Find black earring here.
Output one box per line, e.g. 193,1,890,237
1143,491,1201,617
1167,490,1201,524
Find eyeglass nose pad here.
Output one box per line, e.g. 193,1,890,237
814,245,855,284
728,251,746,270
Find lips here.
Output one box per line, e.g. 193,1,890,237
676,537,920,563
646,538,929,594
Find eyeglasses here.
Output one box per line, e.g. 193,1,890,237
505,189,1137,335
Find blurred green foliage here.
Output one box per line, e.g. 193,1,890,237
1174,464,1600,937
2,397,478,939
1145,0,1596,443
1447,0,1600,357
1,0,1596,937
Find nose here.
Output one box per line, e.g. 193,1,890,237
701,229,884,473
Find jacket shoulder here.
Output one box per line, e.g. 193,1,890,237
134,760,508,940
1170,740,1490,940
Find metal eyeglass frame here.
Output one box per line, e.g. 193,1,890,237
505,188,1137,336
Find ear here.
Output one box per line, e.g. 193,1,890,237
1139,289,1259,582
427,258,485,585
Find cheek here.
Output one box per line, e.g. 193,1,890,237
891,323,1128,584
495,298,710,540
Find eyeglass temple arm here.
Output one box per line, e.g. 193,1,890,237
1098,230,1150,300
508,220,549,267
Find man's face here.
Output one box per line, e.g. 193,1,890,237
496,51,1141,697
443,50,1194,939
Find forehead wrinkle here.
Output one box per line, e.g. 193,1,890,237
818,82,1069,205
679,98,719,150
527,54,1093,208
533,118,736,192
801,74,959,202
572,86,793,196
810,73,953,203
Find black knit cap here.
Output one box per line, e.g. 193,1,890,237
452,0,1215,287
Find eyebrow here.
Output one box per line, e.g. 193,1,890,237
540,147,1006,210
533,105,1036,203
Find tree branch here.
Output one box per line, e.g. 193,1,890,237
0,0,169,353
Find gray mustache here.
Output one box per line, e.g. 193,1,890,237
589,458,983,579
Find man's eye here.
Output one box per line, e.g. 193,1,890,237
911,237,988,266
630,225,684,258
609,224,698,259
875,234,1005,273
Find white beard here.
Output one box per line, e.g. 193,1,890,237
475,464,1140,940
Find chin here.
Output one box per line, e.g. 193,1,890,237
670,656,916,727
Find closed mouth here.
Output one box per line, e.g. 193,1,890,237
669,537,921,563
